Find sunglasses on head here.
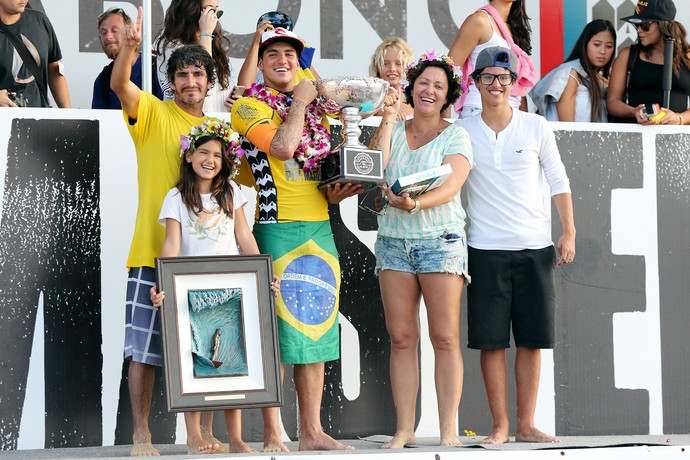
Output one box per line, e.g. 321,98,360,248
257,11,294,31
637,21,655,32
97,7,125,23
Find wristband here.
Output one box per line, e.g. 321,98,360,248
679,114,684,125
200,33,213,37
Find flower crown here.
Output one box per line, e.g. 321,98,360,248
180,119,245,173
404,50,466,92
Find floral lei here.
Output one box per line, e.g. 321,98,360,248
180,119,245,178
245,83,340,172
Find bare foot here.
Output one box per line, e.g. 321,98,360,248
187,442,218,455
298,432,355,451
381,432,416,449
263,441,289,452
130,441,160,457
201,432,228,453
480,429,510,445
515,427,560,443
228,441,256,453
440,433,463,447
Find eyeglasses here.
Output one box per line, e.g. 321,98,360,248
636,21,655,32
257,11,294,31
358,187,386,216
477,73,515,86
97,7,125,23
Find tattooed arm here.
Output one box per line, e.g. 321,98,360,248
269,80,318,160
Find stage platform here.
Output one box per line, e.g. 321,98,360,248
1,435,688,459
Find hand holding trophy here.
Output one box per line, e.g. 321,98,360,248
317,76,389,192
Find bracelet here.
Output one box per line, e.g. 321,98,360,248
679,114,684,125
200,33,213,37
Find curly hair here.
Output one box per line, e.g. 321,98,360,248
368,37,414,78
166,44,217,87
177,136,235,218
155,0,231,89
404,60,463,112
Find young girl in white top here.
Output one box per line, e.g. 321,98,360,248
530,19,616,122
151,120,278,454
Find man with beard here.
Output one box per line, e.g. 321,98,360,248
92,7,162,109
111,7,215,456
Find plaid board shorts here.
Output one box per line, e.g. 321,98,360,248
124,266,162,366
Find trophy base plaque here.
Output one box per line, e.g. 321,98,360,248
318,146,384,192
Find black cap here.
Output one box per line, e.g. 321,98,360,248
621,0,676,24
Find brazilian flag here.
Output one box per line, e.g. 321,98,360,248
253,221,340,364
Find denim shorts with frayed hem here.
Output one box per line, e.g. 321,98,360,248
375,232,470,281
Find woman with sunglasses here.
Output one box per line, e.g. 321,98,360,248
154,0,232,112
448,0,536,117
607,0,690,124
530,19,616,122
368,52,473,449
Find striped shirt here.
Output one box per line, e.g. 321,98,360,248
377,122,474,239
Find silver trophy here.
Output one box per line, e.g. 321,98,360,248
317,76,389,191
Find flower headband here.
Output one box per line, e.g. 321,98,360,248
404,50,466,92
180,119,245,172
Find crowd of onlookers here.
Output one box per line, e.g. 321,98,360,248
2,0,689,126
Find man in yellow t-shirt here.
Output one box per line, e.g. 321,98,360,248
111,9,213,457
231,28,361,452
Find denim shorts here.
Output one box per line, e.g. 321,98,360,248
375,232,470,280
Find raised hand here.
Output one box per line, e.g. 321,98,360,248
199,5,219,36
121,5,143,48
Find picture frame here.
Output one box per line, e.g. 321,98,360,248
156,254,282,412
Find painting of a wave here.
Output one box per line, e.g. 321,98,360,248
188,288,248,377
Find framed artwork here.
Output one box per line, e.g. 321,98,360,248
156,254,282,411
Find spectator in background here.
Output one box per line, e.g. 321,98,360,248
92,7,163,109
607,0,690,125
448,0,536,117
0,0,71,107
530,19,616,122
155,0,231,112
369,37,414,120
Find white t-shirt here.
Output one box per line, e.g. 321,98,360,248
456,108,571,250
159,181,247,256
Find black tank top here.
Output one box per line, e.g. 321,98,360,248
627,47,690,115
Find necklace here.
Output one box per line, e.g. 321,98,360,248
245,83,340,172
410,119,440,139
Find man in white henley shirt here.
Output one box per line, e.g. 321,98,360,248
457,46,576,445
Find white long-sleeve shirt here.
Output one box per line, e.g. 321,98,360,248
457,108,571,250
